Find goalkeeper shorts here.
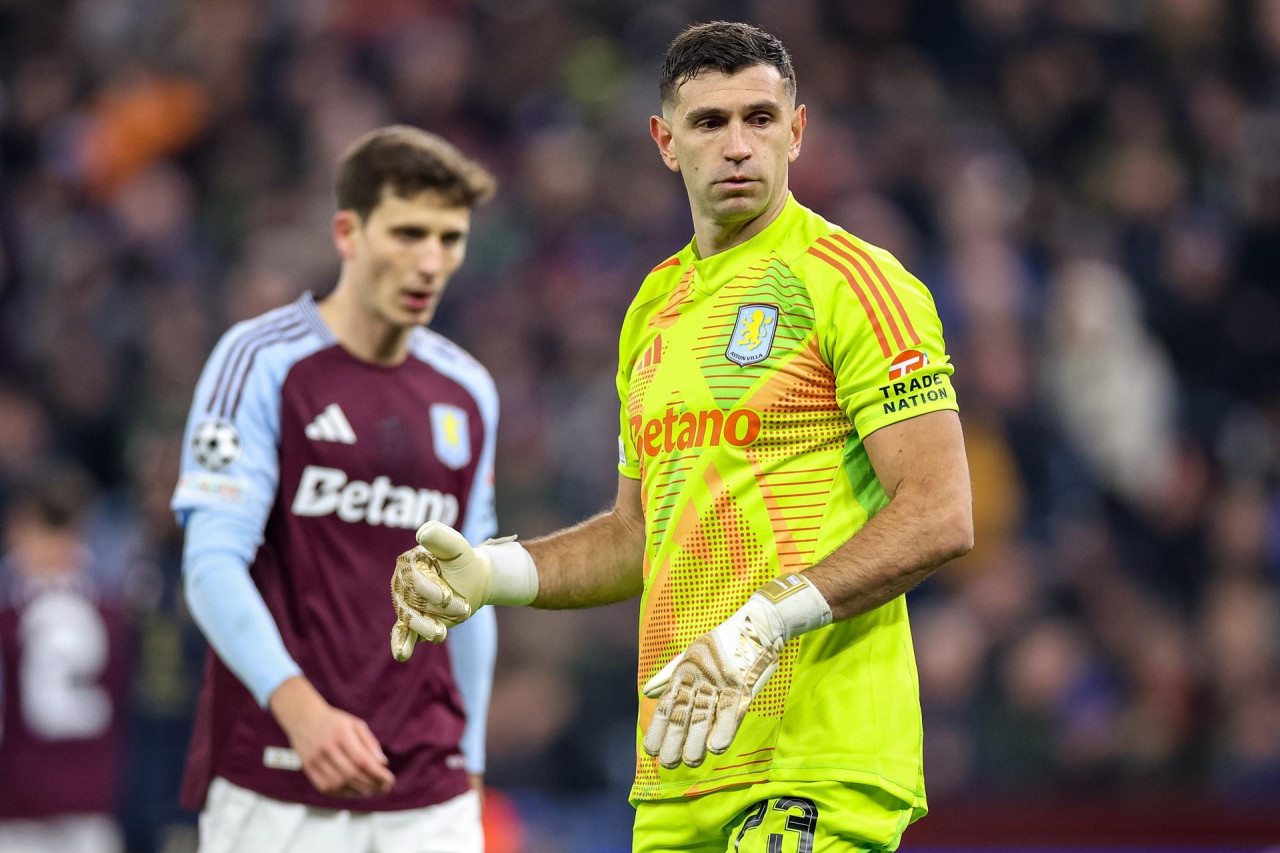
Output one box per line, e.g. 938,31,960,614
632,780,917,853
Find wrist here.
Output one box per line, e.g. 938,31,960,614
479,539,538,606
749,573,832,642
268,675,325,733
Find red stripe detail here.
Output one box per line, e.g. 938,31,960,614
807,246,891,357
713,758,773,771
830,233,920,345
650,257,681,273
688,778,769,796
817,237,905,351
652,336,662,365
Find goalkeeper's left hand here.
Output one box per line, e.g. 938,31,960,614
642,574,832,769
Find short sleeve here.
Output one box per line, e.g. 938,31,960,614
809,234,958,438
616,358,641,480
171,324,284,533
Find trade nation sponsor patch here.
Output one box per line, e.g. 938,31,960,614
888,349,928,380
877,369,952,415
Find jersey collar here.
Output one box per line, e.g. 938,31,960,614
687,192,805,291
298,291,338,344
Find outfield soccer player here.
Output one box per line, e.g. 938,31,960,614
174,127,500,853
0,470,130,853
391,23,973,852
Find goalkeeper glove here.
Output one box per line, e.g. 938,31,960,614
641,573,832,769
390,521,538,661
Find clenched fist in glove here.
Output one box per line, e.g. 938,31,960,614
390,521,539,661
642,574,832,769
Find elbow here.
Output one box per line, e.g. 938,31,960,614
936,502,974,563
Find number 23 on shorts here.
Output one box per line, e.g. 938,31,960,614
730,797,828,853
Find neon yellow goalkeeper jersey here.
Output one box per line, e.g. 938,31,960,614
617,194,957,814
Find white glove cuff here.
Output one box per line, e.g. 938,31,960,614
752,573,833,641
481,540,539,606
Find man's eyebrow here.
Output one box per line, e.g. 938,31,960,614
685,101,783,124
685,106,727,124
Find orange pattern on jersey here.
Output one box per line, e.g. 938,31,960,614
635,463,721,789
635,458,796,790
829,233,921,345
807,243,892,357
649,266,695,330
637,334,663,370
740,336,846,574
816,235,907,351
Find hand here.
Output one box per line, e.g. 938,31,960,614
268,676,395,797
641,595,786,769
390,540,473,661
390,522,538,660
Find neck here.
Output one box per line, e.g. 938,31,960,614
319,271,413,366
693,187,789,258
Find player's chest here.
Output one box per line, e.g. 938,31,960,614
630,278,820,411
277,367,482,498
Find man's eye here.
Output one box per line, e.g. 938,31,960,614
442,233,463,246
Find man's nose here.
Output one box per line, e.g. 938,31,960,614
417,240,442,276
724,121,751,162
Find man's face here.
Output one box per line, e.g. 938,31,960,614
652,64,805,227
334,189,471,328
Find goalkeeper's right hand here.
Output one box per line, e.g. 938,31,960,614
390,521,538,661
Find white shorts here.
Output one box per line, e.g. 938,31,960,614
198,777,483,853
0,815,123,853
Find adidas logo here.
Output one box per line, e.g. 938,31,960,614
305,404,357,444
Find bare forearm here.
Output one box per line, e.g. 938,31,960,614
804,481,972,621
524,507,645,609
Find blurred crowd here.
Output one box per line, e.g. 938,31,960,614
2,0,1280,849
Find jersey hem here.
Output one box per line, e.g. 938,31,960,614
215,768,472,813
628,764,925,810
855,399,958,440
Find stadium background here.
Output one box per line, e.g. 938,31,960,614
2,0,1280,850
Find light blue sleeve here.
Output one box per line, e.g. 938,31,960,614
452,355,500,774
183,511,302,706
172,315,314,707
445,607,497,774
172,316,292,528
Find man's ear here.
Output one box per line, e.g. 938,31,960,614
333,211,360,260
651,115,680,174
788,104,807,164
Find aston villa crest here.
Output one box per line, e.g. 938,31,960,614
726,303,780,366
430,404,472,470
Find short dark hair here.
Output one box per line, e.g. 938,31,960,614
8,463,95,531
335,125,496,220
659,22,796,108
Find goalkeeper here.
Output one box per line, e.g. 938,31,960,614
393,21,972,853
